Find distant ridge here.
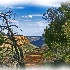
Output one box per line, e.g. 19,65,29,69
2,35,44,48
26,36,44,48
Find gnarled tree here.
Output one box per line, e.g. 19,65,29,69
0,8,25,69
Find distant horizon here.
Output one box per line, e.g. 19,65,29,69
14,35,43,36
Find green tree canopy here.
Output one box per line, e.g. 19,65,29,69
42,2,70,65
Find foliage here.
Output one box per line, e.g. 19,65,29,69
21,43,37,53
0,8,25,68
0,35,4,45
42,2,70,65
0,46,15,67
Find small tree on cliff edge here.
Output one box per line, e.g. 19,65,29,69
0,8,25,68
42,2,70,65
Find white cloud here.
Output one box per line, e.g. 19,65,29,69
9,20,19,23
21,14,42,19
28,15,32,18
22,16,28,18
18,26,45,36
0,19,46,36
21,15,32,18
0,0,68,7
10,6,25,9
10,21,46,36
22,16,24,18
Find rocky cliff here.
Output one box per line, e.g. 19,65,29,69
1,35,30,48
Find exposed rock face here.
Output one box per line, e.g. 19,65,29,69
1,36,30,48
14,36,29,46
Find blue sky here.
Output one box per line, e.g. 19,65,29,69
0,0,68,36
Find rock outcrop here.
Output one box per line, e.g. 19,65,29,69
14,35,29,45
1,35,30,48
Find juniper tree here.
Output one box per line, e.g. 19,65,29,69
0,8,25,69
42,2,70,65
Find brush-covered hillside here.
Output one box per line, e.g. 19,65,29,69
0,35,38,52
0,35,39,66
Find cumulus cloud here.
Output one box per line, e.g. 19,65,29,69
22,15,32,18
21,14,42,19
0,0,68,7
28,15,32,18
